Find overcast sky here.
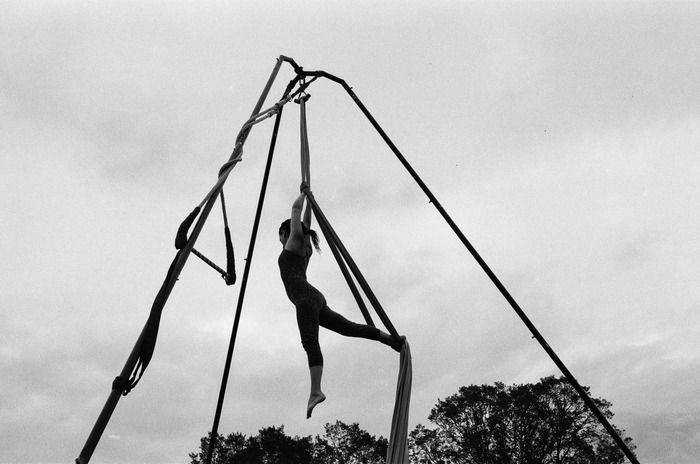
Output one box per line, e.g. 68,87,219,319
2,1,700,463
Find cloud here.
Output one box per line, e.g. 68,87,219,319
3,3,700,464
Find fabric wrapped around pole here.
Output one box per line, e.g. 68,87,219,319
386,340,412,464
299,96,311,184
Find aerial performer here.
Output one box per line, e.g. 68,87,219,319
278,183,404,418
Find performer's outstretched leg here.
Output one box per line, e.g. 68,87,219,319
319,304,404,351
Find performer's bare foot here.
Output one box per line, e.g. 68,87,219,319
306,391,326,418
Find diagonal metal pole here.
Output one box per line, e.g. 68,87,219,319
75,57,286,464
201,68,319,464
297,69,639,464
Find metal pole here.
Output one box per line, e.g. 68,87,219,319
75,57,286,464
304,70,639,464
204,105,284,464
75,327,147,464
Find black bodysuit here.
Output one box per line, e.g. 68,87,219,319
278,248,325,306
278,248,380,367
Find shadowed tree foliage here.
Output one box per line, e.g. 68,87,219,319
190,377,635,463
409,376,636,464
189,421,386,464
313,420,388,463
189,425,314,464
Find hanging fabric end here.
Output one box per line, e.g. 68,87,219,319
386,339,412,464
175,207,201,249
224,226,236,285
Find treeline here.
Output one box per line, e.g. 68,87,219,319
189,421,386,464
190,376,636,464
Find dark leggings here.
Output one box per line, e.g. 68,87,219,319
295,297,380,367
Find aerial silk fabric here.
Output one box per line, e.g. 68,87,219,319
386,340,412,464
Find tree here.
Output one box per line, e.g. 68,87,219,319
190,378,635,463
409,376,636,464
189,426,313,464
313,420,387,464
189,421,386,464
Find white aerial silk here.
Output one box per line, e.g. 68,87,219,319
386,340,412,464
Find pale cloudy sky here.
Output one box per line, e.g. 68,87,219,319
2,1,700,463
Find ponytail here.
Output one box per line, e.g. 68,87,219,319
306,227,321,252
279,219,321,252
301,222,321,252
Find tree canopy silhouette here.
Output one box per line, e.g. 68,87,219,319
409,376,635,464
190,377,635,463
189,421,386,464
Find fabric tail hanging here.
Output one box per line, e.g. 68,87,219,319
387,341,412,464
219,190,236,285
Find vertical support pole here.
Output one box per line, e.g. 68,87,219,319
204,108,284,464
